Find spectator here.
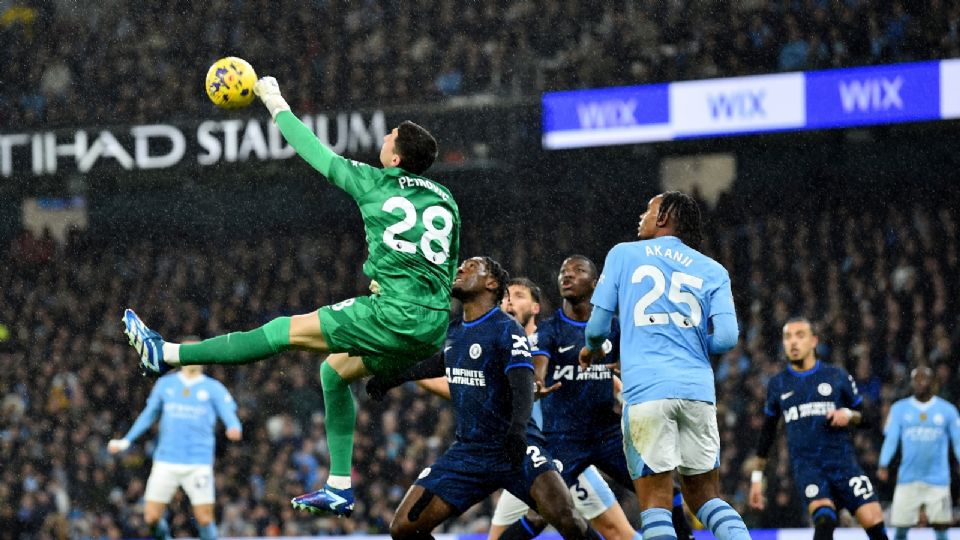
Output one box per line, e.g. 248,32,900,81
2,1,957,129
779,25,810,71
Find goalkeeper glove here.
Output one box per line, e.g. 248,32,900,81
253,77,291,120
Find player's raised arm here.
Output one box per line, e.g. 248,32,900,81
254,77,331,171
253,77,373,196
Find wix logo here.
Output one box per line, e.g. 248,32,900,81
707,90,766,120
839,76,903,113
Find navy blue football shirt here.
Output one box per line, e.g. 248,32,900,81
445,307,535,450
764,360,863,462
533,309,621,440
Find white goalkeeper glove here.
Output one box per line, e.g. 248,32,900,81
107,439,131,454
253,76,291,120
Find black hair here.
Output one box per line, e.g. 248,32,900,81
481,256,510,306
395,121,438,175
658,191,703,250
785,316,817,335
508,277,542,303
564,254,599,280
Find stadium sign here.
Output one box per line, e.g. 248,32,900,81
542,59,959,148
0,111,387,177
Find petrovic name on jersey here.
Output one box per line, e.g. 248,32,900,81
397,175,451,201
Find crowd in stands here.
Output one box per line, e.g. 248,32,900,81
2,189,959,538
2,0,960,128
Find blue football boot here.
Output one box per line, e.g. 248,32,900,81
291,485,354,518
122,309,170,376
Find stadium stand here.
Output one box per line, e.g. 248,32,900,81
4,0,960,538
2,1,960,128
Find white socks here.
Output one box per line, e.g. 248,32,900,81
327,475,351,489
162,342,181,365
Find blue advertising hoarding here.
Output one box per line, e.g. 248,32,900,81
805,62,940,129
542,84,671,148
542,60,959,149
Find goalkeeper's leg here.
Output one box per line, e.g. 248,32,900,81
164,296,383,368
124,307,331,373
172,312,328,366
174,322,367,487
321,354,370,487
123,308,321,374
292,353,371,517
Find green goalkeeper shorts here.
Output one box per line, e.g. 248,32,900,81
317,294,448,378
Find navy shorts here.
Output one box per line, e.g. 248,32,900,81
792,458,878,512
548,428,632,490
415,437,559,514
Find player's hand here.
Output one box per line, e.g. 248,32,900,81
579,346,604,370
504,423,528,466
369,280,381,295
604,362,621,377
226,427,242,441
876,467,888,482
534,379,561,400
253,76,291,119
748,481,765,510
826,408,852,427
107,439,130,454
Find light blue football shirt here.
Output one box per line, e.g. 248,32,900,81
124,372,241,465
880,396,960,486
591,236,736,405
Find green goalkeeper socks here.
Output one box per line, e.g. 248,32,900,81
320,361,356,477
180,317,291,365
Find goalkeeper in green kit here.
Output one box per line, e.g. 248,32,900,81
122,76,460,518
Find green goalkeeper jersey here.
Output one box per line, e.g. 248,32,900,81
276,111,460,311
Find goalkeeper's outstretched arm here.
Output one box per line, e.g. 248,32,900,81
253,77,356,186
